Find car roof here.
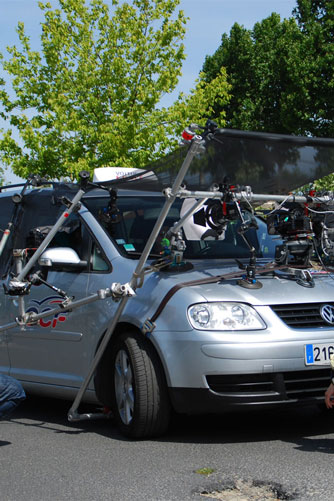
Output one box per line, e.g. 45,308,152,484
0,184,163,201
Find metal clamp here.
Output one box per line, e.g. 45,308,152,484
141,318,156,336
162,187,173,199
5,278,31,296
15,311,36,327
111,282,136,301
296,269,315,288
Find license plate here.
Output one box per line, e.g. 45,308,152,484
305,343,334,366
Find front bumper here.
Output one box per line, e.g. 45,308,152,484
169,367,331,414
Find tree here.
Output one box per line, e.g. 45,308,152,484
202,14,313,135
292,0,334,137
201,1,334,190
202,0,334,138
0,0,194,180
169,66,231,131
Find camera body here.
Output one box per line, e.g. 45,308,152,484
267,202,312,238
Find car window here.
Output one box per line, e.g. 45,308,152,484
0,189,111,277
85,196,177,255
49,213,110,273
91,241,109,272
84,195,282,260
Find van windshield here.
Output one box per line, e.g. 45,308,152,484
84,195,281,260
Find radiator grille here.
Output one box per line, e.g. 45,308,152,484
271,303,334,328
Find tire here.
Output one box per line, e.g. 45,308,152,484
110,330,171,438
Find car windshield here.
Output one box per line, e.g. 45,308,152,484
84,195,282,260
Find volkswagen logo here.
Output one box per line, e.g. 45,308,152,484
320,304,334,325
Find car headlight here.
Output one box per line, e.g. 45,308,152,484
188,302,266,331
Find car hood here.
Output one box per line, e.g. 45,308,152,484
151,260,334,306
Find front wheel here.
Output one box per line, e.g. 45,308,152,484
110,330,171,438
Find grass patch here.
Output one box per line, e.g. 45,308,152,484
195,467,216,476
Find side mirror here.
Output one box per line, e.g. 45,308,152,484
39,247,87,270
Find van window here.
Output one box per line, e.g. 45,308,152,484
0,188,110,276
91,241,109,271
84,195,282,260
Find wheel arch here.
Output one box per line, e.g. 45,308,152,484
93,321,170,408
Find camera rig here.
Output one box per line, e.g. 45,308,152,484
1,122,334,422
265,196,334,268
164,183,334,285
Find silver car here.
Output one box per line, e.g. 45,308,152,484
0,182,333,438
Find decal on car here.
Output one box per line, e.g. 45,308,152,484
26,296,67,328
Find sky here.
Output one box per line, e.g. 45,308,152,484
0,0,298,184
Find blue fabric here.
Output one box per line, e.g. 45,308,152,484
0,374,26,420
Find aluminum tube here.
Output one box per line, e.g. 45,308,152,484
0,320,21,333
0,225,12,257
177,189,333,204
216,128,334,147
131,137,204,286
166,198,208,237
68,295,130,421
68,138,203,419
0,291,105,333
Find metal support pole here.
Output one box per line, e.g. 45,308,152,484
130,137,204,287
67,137,204,421
0,289,114,333
166,198,208,237
68,295,130,421
0,223,12,257
14,251,26,324
177,189,333,204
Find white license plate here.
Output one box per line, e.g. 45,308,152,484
305,343,334,366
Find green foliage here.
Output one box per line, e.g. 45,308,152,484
0,0,192,180
169,67,231,129
201,0,334,191
202,14,312,135
202,0,334,138
0,0,231,181
292,0,334,138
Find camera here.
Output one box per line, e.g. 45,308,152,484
267,202,312,238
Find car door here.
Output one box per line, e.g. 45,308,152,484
5,204,111,390
7,270,90,388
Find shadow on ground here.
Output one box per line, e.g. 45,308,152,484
8,394,334,453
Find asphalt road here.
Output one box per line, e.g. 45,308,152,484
1,396,334,501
